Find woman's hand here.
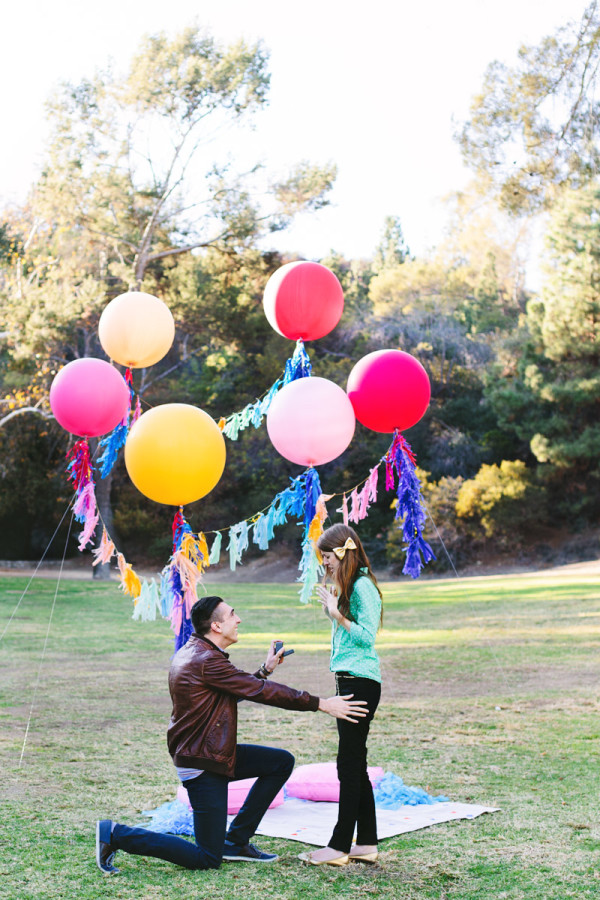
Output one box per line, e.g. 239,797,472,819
316,584,340,622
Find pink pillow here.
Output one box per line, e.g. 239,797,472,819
177,778,285,815
285,762,385,802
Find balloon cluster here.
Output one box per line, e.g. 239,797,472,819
49,291,226,509
48,263,432,593
263,262,431,469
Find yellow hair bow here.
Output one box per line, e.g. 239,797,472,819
332,537,357,560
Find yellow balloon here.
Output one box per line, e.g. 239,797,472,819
99,291,175,368
125,404,226,506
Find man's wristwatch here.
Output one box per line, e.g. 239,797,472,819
258,663,272,679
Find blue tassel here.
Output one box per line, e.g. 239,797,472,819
283,339,312,383
386,432,435,578
303,468,322,534
97,421,129,478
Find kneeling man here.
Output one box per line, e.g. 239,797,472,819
97,594,366,873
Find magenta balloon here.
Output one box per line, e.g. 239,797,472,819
347,349,431,433
266,377,355,466
263,261,344,341
50,358,131,437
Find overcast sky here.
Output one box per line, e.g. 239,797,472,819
1,0,591,266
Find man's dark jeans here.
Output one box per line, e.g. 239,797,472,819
111,744,294,869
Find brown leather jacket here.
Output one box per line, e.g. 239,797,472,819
167,633,319,776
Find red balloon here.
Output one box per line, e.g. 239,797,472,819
347,350,431,433
263,261,344,341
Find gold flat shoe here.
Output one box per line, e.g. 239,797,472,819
349,850,378,862
298,851,349,866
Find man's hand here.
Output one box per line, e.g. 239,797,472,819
318,694,368,722
264,640,285,673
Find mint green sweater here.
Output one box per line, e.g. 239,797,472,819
330,572,381,683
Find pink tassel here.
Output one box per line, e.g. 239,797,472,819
78,511,99,551
358,465,380,520
342,494,349,525
92,528,116,566
72,481,99,550
315,493,332,524
132,395,142,425
349,488,361,523
73,481,96,520
183,585,198,618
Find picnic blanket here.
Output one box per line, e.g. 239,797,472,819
141,770,499,845
254,797,499,845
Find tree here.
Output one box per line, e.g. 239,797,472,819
458,2,600,213
0,26,336,565
372,216,410,272
487,183,600,521
455,459,542,543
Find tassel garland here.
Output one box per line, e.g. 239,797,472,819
221,340,312,440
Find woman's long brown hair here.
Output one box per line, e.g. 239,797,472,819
317,524,382,623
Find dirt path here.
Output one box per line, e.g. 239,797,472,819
1,553,599,582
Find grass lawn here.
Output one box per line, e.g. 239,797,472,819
0,568,599,899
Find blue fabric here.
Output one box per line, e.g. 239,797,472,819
373,773,449,808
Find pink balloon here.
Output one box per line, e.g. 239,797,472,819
263,261,344,341
267,377,355,466
347,349,431,433
50,358,131,438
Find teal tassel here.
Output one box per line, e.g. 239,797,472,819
252,514,270,551
133,579,161,621
227,528,239,571
297,536,323,604
208,533,222,565
159,568,173,617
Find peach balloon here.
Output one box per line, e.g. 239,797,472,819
99,291,175,368
266,377,355,467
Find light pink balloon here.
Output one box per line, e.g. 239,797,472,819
50,358,131,437
266,377,355,467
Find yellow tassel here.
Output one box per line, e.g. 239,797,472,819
307,514,323,544
178,531,210,576
116,552,142,599
197,531,209,567
218,417,226,431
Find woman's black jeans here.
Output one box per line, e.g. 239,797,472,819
329,673,381,854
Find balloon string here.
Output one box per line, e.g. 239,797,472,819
18,508,74,766
0,493,77,645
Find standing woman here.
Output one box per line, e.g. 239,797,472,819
300,523,382,866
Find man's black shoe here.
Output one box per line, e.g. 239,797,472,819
96,819,119,874
222,840,278,862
